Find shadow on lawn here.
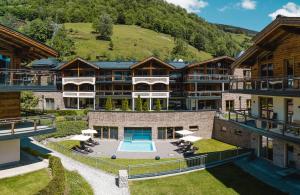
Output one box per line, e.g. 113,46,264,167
206,163,287,195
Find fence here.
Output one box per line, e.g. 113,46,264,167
49,142,252,179
128,148,251,179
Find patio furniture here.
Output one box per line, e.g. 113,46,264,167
72,146,89,154
84,141,95,147
88,138,99,145
176,130,194,137
82,129,98,138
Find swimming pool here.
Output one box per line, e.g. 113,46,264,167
118,141,156,152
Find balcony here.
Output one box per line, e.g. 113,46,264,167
97,91,131,97
62,77,95,85
0,115,56,140
186,91,223,100
230,77,300,97
96,75,132,83
132,77,169,85
132,91,169,98
0,69,56,92
63,91,96,98
185,74,233,83
228,110,300,143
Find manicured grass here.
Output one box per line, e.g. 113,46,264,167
64,23,212,61
65,170,93,195
130,163,286,195
47,139,243,176
194,139,237,154
35,120,88,141
0,169,51,195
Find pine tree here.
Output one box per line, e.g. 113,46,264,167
155,99,161,111
136,95,143,112
143,100,149,111
121,99,129,111
105,97,113,111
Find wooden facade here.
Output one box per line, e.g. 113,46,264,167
0,92,20,118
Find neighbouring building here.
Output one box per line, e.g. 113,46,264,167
32,56,251,112
217,16,300,169
0,24,57,166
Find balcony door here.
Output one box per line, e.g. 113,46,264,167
259,97,274,129
283,58,294,89
285,99,293,124
260,136,273,161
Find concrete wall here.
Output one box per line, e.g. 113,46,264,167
34,92,65,110
88,111,216,140
213,118,252,148
0,139,20,165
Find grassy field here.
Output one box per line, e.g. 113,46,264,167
47,139,239,175
64,23,212,61
130,163,286,195
0,169,51,195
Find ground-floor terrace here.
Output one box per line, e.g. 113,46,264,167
33,91,251,112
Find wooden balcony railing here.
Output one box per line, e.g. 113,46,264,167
230,77,300,92
0,69,56,91
228,109,300,142
0,115,55,137
186,91,223,97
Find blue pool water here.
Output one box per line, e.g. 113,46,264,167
118,141,156,152
124,128,152,141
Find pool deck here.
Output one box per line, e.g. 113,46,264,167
87,140,184,159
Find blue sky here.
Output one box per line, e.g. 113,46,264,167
166,0,300,31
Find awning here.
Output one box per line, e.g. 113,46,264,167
82,129,98,134
180,135,202,143
71,135,91,141
176,130,194,136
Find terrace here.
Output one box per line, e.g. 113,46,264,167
0,69,57,92
185,74,233,83
228,109,300,143
0,116,56,140
229,77,300,97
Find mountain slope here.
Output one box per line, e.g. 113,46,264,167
0,0,251,57
64,23,212,61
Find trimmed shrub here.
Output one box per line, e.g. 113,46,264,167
155,99,161,111
36,156,65,195
143,100,149,111
136,95,143,112
105,97,113,111
121,99,129,111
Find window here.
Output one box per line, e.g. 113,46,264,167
234,129,242,136
189,126,199,131
157,126,183,139
260,64,273,77
45,98,55,110
243,70,251,78
226,100,234,111
260,97,273,119
221,126,227,132
246,99,252,110
284,59,294,77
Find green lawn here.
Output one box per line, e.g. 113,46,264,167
65,170,93,195
130,163,286,195
64,23,212,61
0,169,51,195
47,139,241,175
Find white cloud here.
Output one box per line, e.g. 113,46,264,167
269,2,300,20
165,0,208,13
240,0,256,10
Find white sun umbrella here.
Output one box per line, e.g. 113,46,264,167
71,134,91,142
179,135,202,143
82,129,97,138
176,130,194,137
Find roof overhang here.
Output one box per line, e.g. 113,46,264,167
232,16,300,69
57,58,99,70
0,24,58,61
130,57,175,70
187,56,235,69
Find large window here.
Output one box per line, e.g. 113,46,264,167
93,126,119,140
259,97,273,120
157,127,183,139
226,100,234,111
260,136,273,161
260,64,273,77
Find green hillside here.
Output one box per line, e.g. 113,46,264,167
64,23,212,61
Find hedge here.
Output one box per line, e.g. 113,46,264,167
21,147,50,159
36,156,66,195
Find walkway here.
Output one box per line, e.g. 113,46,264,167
0,152,48,179
235,157,300,195
26,138,130,195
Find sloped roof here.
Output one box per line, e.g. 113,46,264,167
232,16,300,68
187,56,235,68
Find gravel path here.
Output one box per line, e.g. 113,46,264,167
31,140,130,195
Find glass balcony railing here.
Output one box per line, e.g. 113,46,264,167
230,77,300,92
0,69,57,91
228,109,300,142
0,115,56,139
185,74,234,82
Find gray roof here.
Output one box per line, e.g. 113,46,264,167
33,58,191,70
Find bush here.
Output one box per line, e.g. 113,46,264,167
105,97,113,111
121,99,129,111
22,147,50,159
36,156,65,195
143,100,149,111
155,99,161,111
136,95,143,112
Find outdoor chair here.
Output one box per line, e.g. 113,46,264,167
84,141,95,147
72,146,89,154
88,138,99,145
